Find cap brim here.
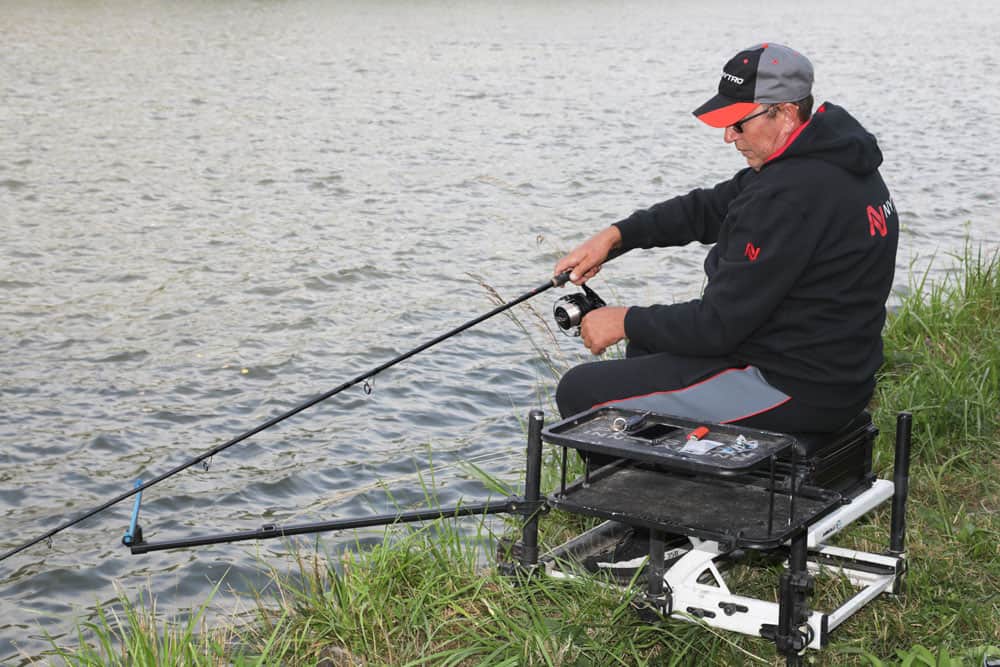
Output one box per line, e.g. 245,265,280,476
692,95,759,129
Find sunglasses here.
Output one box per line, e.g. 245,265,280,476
730,106,773,133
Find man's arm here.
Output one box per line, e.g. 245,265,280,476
614,173,748,250
553,173,748,354
625,196,815,356
554,174,746,286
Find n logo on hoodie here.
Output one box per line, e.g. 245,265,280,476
867,198,895,237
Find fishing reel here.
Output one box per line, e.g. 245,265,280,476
553,284,606,336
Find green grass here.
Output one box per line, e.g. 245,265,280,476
241,525,711,666
46,247,1000,666
43,582,240,666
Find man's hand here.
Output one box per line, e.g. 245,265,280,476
580,306,628,355
554,226,622,286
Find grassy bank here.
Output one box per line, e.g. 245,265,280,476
47,249,999,666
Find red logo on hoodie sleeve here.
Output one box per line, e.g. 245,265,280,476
744,242,761,261
867,205,887,237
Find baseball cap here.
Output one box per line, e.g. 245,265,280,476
693,43,814,128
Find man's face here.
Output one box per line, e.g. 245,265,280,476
724,104,796,171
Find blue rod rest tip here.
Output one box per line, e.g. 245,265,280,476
122,479,144,546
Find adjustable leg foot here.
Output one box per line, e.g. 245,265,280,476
762,531,813,665
633,529,672,621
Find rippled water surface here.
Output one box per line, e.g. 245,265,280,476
2,0,998,660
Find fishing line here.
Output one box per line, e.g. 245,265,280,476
0,269,578,563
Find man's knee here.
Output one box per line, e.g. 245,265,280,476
556,363,596,418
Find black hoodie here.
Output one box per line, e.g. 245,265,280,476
614,102,899,407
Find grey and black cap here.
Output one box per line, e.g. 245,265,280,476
693,43,814,128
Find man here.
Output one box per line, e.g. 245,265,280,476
554,43,898,433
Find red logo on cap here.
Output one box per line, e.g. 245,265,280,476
744,242,761,261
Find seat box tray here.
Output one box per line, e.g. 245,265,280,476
548,462,843,550
543,407,796,476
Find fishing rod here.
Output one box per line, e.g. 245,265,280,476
1,259,620,563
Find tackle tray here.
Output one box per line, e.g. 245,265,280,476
548,461,844,550
543,406,797,476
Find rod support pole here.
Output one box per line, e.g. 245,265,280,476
519,409,545,569
889,411,912,556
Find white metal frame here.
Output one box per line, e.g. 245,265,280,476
544,478,905,651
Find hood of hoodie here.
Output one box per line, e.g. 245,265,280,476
767,101,883,176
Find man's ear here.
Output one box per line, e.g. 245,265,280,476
776,103,800,129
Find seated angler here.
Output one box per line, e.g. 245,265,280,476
554,42,899,434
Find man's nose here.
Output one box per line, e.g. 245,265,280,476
724,126,739,143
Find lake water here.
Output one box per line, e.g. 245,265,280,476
2,0,998,660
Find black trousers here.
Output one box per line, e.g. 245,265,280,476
555,344,869,434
